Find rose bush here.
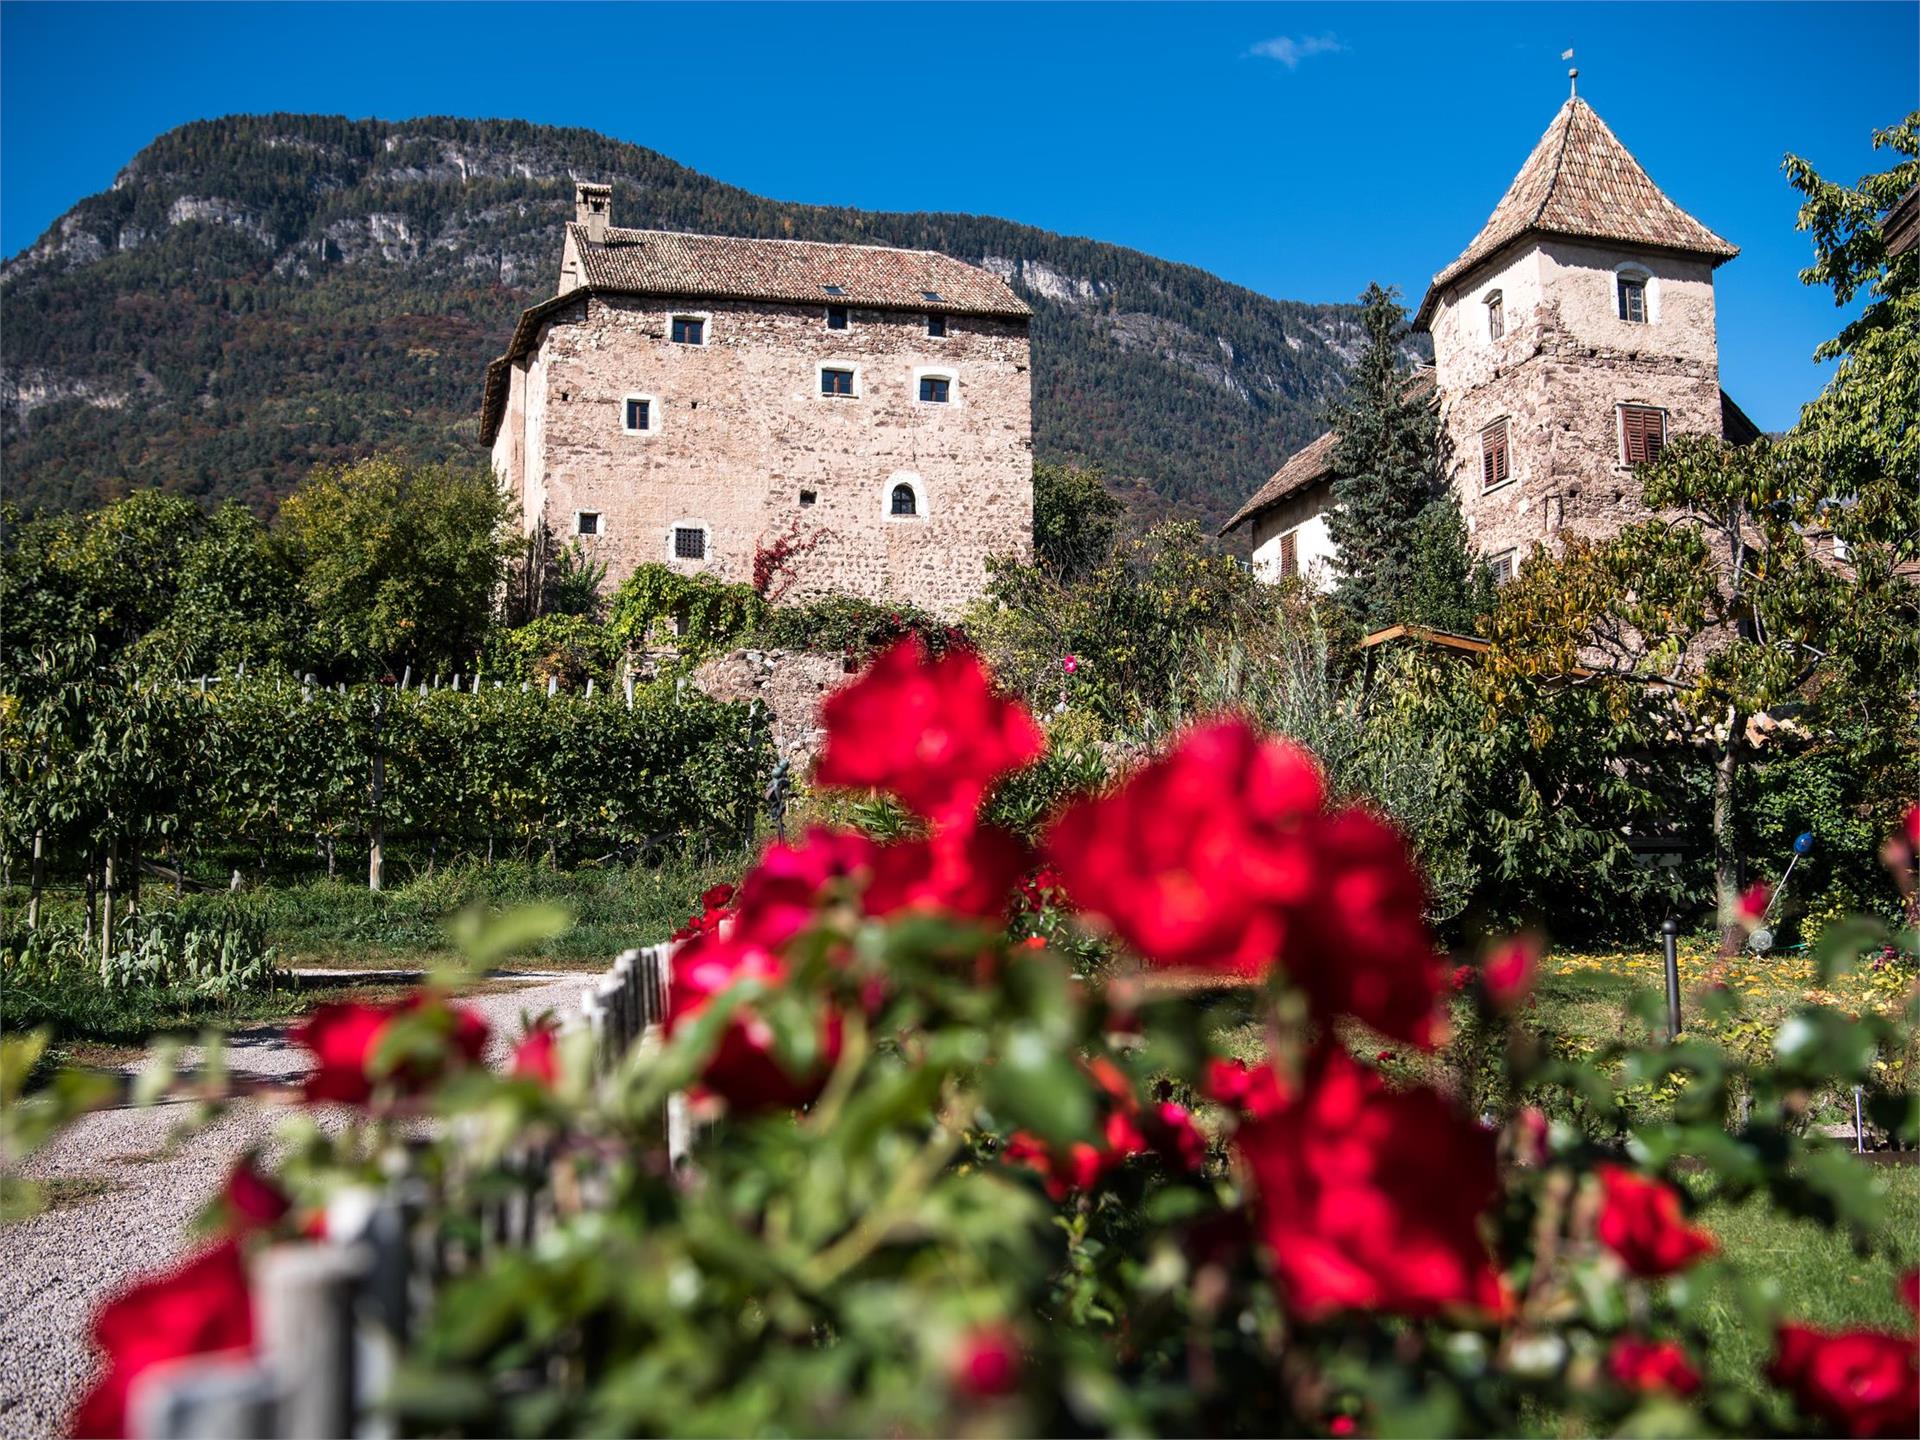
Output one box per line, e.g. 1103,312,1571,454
29,639,1918,1437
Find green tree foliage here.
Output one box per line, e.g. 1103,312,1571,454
275,454,515,676
1322,284,1481,632
972,521,1279,724
131,501,303,677
1031,462,1124,582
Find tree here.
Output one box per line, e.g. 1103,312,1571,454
1030,461,1124,583
1322,284,1480,631
132,501,303,678
275,455,516,677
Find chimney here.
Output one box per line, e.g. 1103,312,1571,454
574,181,611,244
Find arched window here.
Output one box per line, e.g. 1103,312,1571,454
890,483,918,516
884,472,927,521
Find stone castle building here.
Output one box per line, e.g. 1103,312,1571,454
1224,93,1759,589
482,185,1034,615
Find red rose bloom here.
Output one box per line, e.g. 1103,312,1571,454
1481,936,1539,1011
220,1159,290,1235
1045,718,1325,978
1235,1044,1506,1321
1288,809,1445,1047
510,1024,561,1086
866,826,1032,923
726,827,881,954
1769,1322,1919,1438
71,1242,254,1439
816,637,1045,827
1609,1336,1702,1396
1737,880,1773,925
1595,1164,1716,1277
951,1325,1023,1399
667,931,842,1112
291,996,489,1105
1203,1057,1287,1121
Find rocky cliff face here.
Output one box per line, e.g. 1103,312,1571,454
1,114,1423,523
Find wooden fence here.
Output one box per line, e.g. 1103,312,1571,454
131,944,682,1439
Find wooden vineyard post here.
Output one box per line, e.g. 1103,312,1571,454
256,1243,368,1440
368,693,386,894
100,839,119,978
27,829,43,930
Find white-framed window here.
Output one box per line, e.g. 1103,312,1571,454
825,304,851,331
620,393,659,434
668,312,709,345
667,520,710,562
883,471,927,521
1614,265,1655,324
1489,549,1517,586
1485,289,1505,341
1618,403,1669,467
913,366,957,405
575,511,602,537
818,363,861,398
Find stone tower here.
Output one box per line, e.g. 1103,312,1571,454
1413,96,1744,576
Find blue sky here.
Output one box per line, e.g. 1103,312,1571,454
2,2,1915,429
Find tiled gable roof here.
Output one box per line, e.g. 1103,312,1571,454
567,225,1031,319
481,227,1028,442
1220,371,1436,535
1414,98,1737,329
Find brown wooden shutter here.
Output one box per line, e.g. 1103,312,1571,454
1280,529,1298,578
1481,418,1510,490
1621,405,1666,465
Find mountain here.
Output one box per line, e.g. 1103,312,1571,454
1,114,1411,528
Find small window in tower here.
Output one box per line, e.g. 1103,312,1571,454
927,312,947,338
1486,290,1505,341
673,525,707,560
891,483,918,517
799,489,817,507
576,511,601,537
921,290,943,303
671,315,705,345
1619,404,1668,466
1480,417,1512,491
1279,528,1299,579
826,305,850,331
918,375,951,404
1489,550,1516,586
623,396,653,432
823,284,846,296
820,366,857,397
1618,276,1648,324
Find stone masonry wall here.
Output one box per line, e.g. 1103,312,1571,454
507,295,1033,617
1430,240,1722,568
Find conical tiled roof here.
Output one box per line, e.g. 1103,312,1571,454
1413,98,1736,328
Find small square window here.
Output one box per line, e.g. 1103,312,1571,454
673,526,706,560
921,290,943,302
1617,277,1647,324
577,512,601,537
927,312,947,338
671,315,705,344
826,305,849,330
624,397,650,431
823,284,845,296
919,375,951,404
821,367,856,397
799,489,817,507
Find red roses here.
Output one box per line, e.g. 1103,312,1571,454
291,995,489,1105
71,1242,255,1438
1609,1336,1701,1396
1769,1322,1919,1438
1234,1045,1506,1321
1044,717,1445,1045
1594,1165,1716,1277
815,637,1045,827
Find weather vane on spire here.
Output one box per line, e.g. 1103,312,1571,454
1563,48,1578,98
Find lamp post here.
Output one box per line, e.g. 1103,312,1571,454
1662,917,1682,1041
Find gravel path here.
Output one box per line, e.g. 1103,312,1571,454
0,971,592,1438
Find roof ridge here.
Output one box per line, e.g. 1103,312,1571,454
1528,99,1579,231
581,222,954,262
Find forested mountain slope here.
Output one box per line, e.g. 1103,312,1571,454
2,114,1412,525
